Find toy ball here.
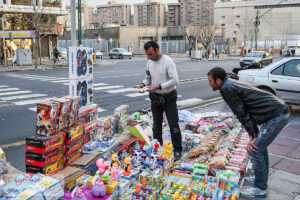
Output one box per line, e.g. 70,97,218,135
208,124,214,131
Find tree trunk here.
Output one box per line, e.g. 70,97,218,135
39,36,42,65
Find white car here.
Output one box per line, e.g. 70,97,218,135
238,57,300,105
108,48,132,59
58,47,67,59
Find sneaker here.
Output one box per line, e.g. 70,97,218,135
240,187,267,198
174,152,182,161
244,176,255,184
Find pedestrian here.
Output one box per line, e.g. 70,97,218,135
207,49,210,59
248,48,251,53
244,49,247,56
215,48,218,58
139,40,182,160
291,49,295,57
212,49,215,58
207,67,290,198
53,46,60,63
280,49,282,56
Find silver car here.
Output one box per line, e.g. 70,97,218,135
108,48,132,59
238,57,300,105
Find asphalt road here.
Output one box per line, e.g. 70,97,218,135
0,57,242,171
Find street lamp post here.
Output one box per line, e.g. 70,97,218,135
1,14,7,67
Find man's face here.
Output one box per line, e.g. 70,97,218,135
145,47,159,61
208,75,222,91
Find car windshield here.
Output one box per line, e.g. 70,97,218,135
119,49,128,52
59,48,67,52
246,52,263,58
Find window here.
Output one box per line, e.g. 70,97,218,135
222,16,225,19
236,24,240,28
271,65,283,75
221,24,225,27
283,60,300,77
236,15,240,18
234,31,237,34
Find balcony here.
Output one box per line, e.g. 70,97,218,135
43,0,61,8
11,0,31,6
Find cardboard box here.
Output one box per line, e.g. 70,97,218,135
36,100,60,136
26,157,65,175
85,121,99,141
65,148,83,166
65,136,83,155
26,132,66,154
67,96,80,127
78,103,98,125
53,97,72,131
69,76,93,108
69,46,93,79
66,124,84,144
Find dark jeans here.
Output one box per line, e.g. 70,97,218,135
251,110,290,190
150,90,182,153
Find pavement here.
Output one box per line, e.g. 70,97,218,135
189,101,300,200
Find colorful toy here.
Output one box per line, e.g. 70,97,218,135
71,182,87,200
92,176,106,197
0,148,7,174
96,158,107,176
163,141,174,159
110,154,119,167
110,162,121,181
123,157,132,176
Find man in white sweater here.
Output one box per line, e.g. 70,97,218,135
139,41,182,160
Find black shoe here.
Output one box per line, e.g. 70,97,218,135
174,152,182,161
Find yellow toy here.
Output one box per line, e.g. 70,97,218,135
123,157,132,176
111,154,119,167
172,191,180,199
163,141,174,159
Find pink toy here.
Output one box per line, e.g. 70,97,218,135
96,158,107,175
72,182,87,200
92,176,106,197
110,162,121,181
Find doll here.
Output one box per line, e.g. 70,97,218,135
71,182,87,200
123,157,132,176
96,158,107,176
110,162,121,181
92,176,106,197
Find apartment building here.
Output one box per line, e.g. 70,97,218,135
94,1,131,28
166,3,180,26
0,0,67,58
133,1,165,27
179,0,214,26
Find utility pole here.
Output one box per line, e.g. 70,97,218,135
78,0,82,46
71,0,76,46
1,14,7,67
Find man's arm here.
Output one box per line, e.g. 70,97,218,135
160,58,178,90
221,87,258,139
141,63,151,87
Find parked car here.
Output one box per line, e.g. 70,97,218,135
108,48,132,59
237,57,300,105
92,50,103,59
58,47,67,59
239,51,273,68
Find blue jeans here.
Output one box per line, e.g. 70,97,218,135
250,111,290,190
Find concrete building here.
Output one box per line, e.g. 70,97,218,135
0,0,67,58
84,5,96,29
179,0,214,26
166,3,181,27
133,1,165,27
214,0,300,51
94,1,131,28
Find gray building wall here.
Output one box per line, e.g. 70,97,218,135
133,2,166,27
167,3,181,26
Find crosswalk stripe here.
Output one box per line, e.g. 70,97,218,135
126,92,149,97
0,88,19,92
98,108,107,112
0,85,8,88
106,88,136,94
50,80,69,83
28,107,37,112
93,85,123,91
144,94,182,101
0,94,48,101
0,100,6,103
28,106,108,113
177,98,203,107
0,90,32,97
93,83,108,86
12,97,55,106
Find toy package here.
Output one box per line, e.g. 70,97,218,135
85,121,99,141
26,157,65,175
25,145,65,167
53,97,72,131
65,124,84,144
78,103,98,125
97,116,112,137
69,46,93,79
65,148,83,166
67,96,80,127
26,132,66,154
36,100,60,136
69,77,93,108
65,136,83,155
0,148,7,174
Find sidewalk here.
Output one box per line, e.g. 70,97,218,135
190,102,300,200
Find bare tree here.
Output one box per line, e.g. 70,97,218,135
241,12,255,49
186,25,218,50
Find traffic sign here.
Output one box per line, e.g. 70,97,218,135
97,37,102,43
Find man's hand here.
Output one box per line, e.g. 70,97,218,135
246,138,259,154
139,83,145,88
148,86,160,93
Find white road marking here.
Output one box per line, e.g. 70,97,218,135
177,98,203,107
50,80,69,83
99,74,141,79
93,83,108,86
12,97,55,106
98,107,107,112
93,85,124,91
28,107,37,112
0,94,48,101
126,92,149,97
0,90,32,97
106,88,137,93
0,88,19,92
62,83,69,85
0,85,8,88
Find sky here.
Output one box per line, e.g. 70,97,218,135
66,0,178,6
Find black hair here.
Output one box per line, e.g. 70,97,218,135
144,41,159,51
207,67,227,82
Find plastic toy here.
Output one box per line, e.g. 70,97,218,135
96,158,107,176
123,157,132,176
71,182,87,200
92,176,106,197
110,154,119,167
110,162,121,182
219,180,226,190
163,141,174,159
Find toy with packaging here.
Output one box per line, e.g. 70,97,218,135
97,117,112,138
66,124,84,144
78,104,98,125
26,157,65,175
36,100,60,136
66,148,83,166
69,46,93,79
84,122,98,142
0,148,7,174
68,96,80,127
65,136,83,155
191,176,217,198
69,77,93,108
53,97,72,131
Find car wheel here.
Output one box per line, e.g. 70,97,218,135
119,54,123,59
270,59,273,63
109,54,113,59
259,63,262,68
259,87,275,95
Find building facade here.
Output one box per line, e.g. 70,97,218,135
133,1,165,27
179,0,214,26
0,0,67,58
94,1,131,28
214,0,300,50
166,3,180,27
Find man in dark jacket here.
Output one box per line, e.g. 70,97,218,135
207,67,290,198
